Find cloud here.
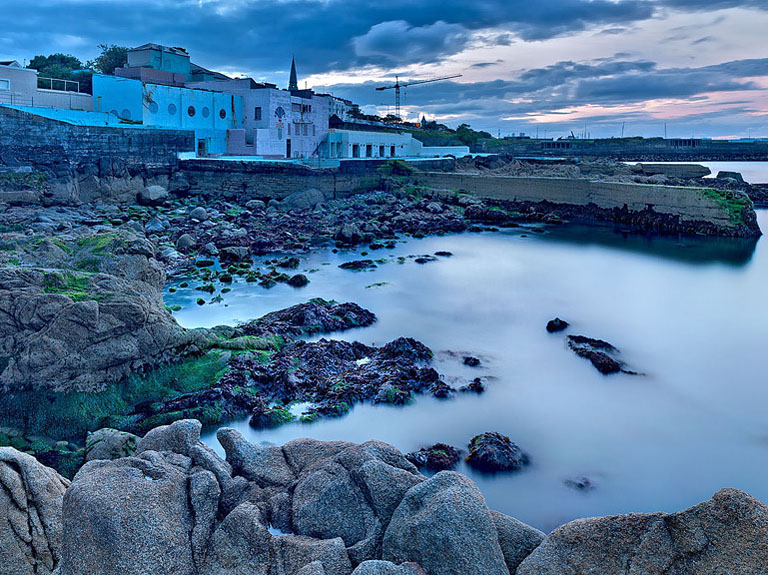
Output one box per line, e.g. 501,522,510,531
352,21,470,66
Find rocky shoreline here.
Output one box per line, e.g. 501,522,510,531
3,419,768,575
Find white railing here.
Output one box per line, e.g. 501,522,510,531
37,77,80,93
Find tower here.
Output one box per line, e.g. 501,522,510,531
288,57,298,92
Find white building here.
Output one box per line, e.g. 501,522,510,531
0,61,93,110
321,129,469,159
187,78,330,159
93,74,242,155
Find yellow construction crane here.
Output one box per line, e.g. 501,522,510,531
376,74,462,119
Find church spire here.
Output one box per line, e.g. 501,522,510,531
288,57,298,91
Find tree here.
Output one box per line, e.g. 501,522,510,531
28,53,87,92
89,44,128,75
456,123,493,147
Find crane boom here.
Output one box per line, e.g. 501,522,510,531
375,74,462,119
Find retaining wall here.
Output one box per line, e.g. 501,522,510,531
0,106,193,168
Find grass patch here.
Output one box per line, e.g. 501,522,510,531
0,352,229,441
42,270,93,302
699,188,752,226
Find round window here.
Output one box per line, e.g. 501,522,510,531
120,109,131,120
168,103,177,115
219,109,226,119
188,106,196,117
109,109,119,117
202,107,210,118
148,101,159,114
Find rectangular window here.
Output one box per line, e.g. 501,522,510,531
287,124,291,135
303,124,308,136
291,103,301,112
0,79,9,91
254,107,262,121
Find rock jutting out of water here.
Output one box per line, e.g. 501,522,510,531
465,432,530,473
566,335,630,375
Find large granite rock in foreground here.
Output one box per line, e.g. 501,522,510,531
0,447,69,575
517,488,768,575
51,419,768,575
0,231,196,393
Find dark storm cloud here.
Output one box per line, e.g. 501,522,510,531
0,0,658,74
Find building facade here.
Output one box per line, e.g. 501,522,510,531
0,61,93,110
93,74,242,155
187,79,330,159
321,129,469,159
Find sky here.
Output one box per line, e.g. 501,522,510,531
2,0,767,139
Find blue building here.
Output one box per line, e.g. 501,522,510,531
93,74,242,155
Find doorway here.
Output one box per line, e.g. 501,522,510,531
286,139,292,158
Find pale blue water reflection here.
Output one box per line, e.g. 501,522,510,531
168,213,768,532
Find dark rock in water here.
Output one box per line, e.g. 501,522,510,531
277,256,300,269
431,380,455,399
414,255,437,264
250,400,295,429
546,318,569,333
339,259,377,271
567,335,622,374
463,356,481,367
287,274,310,288
406,443,461,471
564,476,596,491
241,298,376,338
379,337,433,363
466,432,529,473
460,378,485,394
434,251,453,257
716,170,745,183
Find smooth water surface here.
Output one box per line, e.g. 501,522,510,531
627,161,768,184
168,213,768,533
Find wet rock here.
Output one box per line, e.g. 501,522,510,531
0,448,69,575
189,206,208,221
465,432,529,473
434,251,452,257
241,299,376,338
382,471,509,575
335,223,364,245
144,216,167,232
459,377,485,393
246,199,266,211
517,488,768,575
406,443,461,471
339,259,376,271
288,274,310,288
567,335,622,374
413,256,436,264
138,185,169,205
430,380,455,399
546,317,569,333
176,233,196,251
84,428,138,462
564,476,596,491
281,189,326,212
277,256,300,269
717,170,745,183
220,246,250,262
462,356,481,367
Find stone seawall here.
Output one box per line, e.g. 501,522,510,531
0,106,193,167
412,173,761,238
180,159,383,200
